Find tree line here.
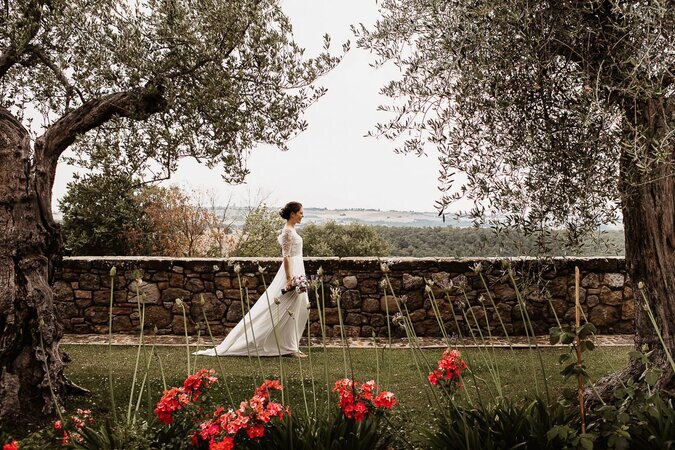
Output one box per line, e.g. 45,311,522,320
59,175,625,258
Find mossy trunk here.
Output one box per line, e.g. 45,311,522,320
0,106,67,427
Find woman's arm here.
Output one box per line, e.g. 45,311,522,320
283,256,292,289
280,228,293,289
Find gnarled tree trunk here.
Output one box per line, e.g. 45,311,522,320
0,107,68,426
596,96,675,398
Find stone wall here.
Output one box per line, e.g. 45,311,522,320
53,256,634,337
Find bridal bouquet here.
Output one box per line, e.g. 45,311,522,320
282,275,309,295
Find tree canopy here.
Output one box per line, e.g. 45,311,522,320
2,0,345,182
356,1,673,238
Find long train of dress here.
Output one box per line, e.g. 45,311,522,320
194,255,309,356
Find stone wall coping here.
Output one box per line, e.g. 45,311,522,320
64,256,625,263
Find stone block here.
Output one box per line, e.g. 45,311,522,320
169,273,185,287
362,298,380,313
345,313,363,326
581,273,601,289
342,290,361,309
185,278,205,293
380,295,398,313
343,276,358,289
128,281,161,304
191,293,226,321
492,284,516,301
162,288,191,303
402,273,424,290
112,316,133,332
604,273,625,289
370,314,386,327
84,306,110,324
74,290,92,299
226,306,243,322
52,281,73,303
78,273,101,290
589,304,619,327
215,276,232,290
408,309,426,322
171,315,196,334
587,295,600,308
600,286,623,305
621,299,636,320
93,289,126,306
75,298,92,308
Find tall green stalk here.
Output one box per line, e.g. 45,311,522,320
508,268,550,401
306,308,317,414
127,275,146,424
334,287,350,378
235,267,256,377
381,279,393,388
176,298,190,379
200,295,235,407
259,268,286,405
314,270,331,414
243,285,266,380
638,283,675,373
107,267,118,422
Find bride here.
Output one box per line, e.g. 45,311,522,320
195,201,309,357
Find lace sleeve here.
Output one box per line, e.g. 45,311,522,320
280,228,293,257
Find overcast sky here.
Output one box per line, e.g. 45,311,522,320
52,0,455,213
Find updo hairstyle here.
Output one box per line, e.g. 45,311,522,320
279,201,302,220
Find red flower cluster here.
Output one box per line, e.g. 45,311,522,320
52,409,94,446
332,379,397,422
195,379,287,449
2,441,19,450
428,349,467,389
155,369,218,425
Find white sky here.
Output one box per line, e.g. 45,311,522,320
52,0,457,213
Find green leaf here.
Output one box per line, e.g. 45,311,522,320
577,323,597,339
560,332,575,345
579,434,594,450
645,369,661,386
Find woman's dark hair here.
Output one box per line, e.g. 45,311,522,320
279,201,302,220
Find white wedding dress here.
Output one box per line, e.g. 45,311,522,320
194,227,310,356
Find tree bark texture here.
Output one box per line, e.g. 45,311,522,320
596,96,675,398
0,107,66,426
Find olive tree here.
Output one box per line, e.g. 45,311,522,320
357,0,674,393
0,0,343,424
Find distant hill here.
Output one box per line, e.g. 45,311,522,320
216,206,479,228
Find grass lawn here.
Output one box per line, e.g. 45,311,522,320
60,344,631,441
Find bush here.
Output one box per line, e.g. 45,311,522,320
302,221,390,257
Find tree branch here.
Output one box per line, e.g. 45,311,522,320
35,82,167,163
25,44,85,107
0,0,43,79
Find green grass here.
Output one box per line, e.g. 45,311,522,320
60,344,631,440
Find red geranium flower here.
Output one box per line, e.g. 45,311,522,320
332,378,397,422
428,349,467,392
2,441,20,450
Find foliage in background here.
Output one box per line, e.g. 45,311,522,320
139,185,234,257
302,221,390,257
232,204,285,257
60,179,235,257
59,173,151,256
375,226,625,258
